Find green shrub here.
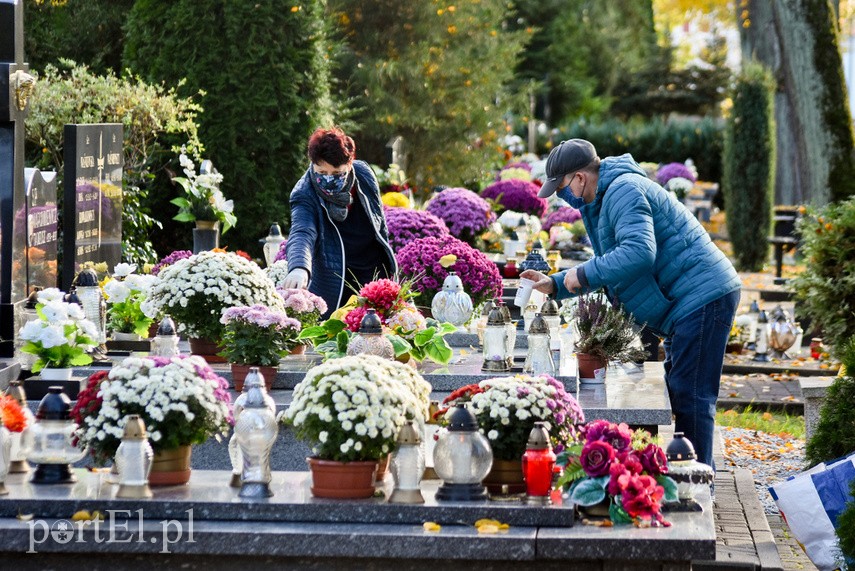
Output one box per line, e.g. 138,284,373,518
805,337,855,467
837,479,855,563
546,116,723,182
722,61,776,271
124,0,334,254
24,61,203,266
792,197,855,355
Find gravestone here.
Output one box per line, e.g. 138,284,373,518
23,168,58,291
0,0,34,358
385,135,406,171
61,123,123,290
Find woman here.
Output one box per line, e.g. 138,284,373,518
282,127,397,317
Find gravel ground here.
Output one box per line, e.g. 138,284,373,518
720,426,807,514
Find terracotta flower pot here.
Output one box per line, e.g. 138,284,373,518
307,457,378,499
149,445,192,486
188,337,227,363
230,364,277,392
483,458,526,494
289,344,307,355
576,352,608,384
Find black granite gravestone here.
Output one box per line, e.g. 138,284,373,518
23,168,58,290
0,0,34,357
61,123,123,290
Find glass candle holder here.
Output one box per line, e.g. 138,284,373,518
389,421,425,504
114,415,154,499
434,406,492,502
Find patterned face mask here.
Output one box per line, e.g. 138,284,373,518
315,171,349,194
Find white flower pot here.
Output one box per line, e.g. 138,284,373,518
40,367,73,381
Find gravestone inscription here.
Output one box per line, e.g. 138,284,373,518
61,123,123,290
24,168,58,290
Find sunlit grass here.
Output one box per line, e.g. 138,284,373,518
716,406,806,439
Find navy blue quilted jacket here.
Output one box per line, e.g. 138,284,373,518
550,154,740,336
286,160,397,318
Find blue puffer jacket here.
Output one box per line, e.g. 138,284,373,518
286,160,397,318
551,154,740,337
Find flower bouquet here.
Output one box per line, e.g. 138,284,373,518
219,305,301,366
276,287,328,329
396,235,502,310
440,375,585,461
146,251,284,341
103,263,158,338
572,294,647,365
170,149,237,233
425,187,495,244
281,354,431,462
383,206,449,253
556,420,677,526
18,288,99,373
72,356,233,466
480,179,548,218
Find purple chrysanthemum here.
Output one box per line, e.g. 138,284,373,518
480,179,547,217
396,235,502,309
151,250,193,276
425,187,496,244
656,162,696,186
543,207,582,231
383,206,450,252
274,239,288,263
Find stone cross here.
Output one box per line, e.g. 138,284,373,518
0,0,32,357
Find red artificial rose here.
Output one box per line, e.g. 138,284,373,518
622,450,644,475
639,443,669,476
607,462,632,496
580,440,616,477
620,474,665,520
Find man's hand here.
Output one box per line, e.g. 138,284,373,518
563,268,582,294
519,270,555,295
282,268,309,289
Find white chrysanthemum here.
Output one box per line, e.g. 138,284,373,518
113,263,136,278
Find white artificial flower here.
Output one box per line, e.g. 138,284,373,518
113,263,136,278
38,325,69,348
40,301,68,323
19,319,45,341
104,279,131,303
66,303,85,320
37,288,65,303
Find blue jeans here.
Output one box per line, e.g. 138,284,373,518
663,290,740,469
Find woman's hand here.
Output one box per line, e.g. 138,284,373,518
519,269,555,295
282,268,309,289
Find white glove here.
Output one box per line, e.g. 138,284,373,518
283,268,309,289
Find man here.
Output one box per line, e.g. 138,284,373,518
521,139,740,468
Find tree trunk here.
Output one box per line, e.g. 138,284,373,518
741,0,855,206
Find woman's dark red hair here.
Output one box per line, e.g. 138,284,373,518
307,127,356,167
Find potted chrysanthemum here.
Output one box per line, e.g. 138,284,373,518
219,304,301,391
280,354,431,498
480,179,548,218
441,374,585,493
424,187,496,244
72,356,233,485
383,206,450,252
145,251,284,360
18,288,99,377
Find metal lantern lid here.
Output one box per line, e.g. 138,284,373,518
526,422,551,450
4,380,27,406
36,387,72,421
157,316,177,336
748,300,760,314
665,432,697,462
518,250,551,274
447,405,479,432
757,309,768,324
396,421,422,446
75,268,99,287
267,223,283,238
497,300,511,323
65,289,82,306
358,308,383,334
486,306,505,326
540,295,560,316
442,272,464,291
122,415,148,440
481,299,495,317
25,288,41,310
528,313,550,335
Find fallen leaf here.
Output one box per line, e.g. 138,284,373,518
477,524,500,534
72,510,92,521
423,522,441,532
16,513,33,522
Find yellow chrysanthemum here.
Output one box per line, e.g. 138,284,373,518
381,192,410,208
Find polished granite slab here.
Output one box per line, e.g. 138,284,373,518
0,469,574,528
